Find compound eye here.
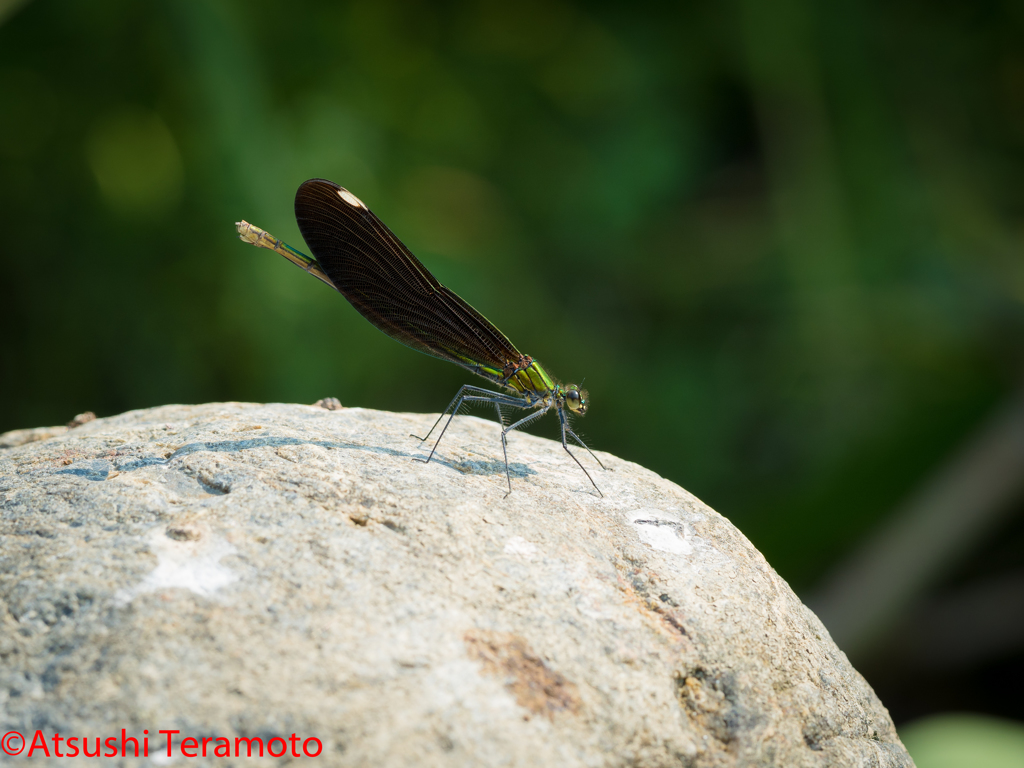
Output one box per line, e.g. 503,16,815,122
565,388,583,412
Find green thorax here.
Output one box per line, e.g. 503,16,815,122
452,353,557,398
505,360,556,397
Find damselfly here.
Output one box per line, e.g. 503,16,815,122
236,179,604,496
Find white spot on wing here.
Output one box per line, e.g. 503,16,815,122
337,188,367,209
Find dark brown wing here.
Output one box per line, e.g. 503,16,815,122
294,178,522,377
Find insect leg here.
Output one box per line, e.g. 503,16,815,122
558,406,603,496
498,405,551,497
411,385,511,443
413,388,529,469
564,427,607,470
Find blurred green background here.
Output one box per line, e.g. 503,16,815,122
2,0,1023,758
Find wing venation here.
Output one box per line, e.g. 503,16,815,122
294,179,522,377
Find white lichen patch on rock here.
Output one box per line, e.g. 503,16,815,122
502,535,539,559
630,508,694,556
0,402,914,768
115,526,237,604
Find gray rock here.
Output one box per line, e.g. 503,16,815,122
0,403,913,767
0,425,69,449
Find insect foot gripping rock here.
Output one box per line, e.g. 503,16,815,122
0,402,914,768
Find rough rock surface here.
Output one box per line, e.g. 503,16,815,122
0,403,913,767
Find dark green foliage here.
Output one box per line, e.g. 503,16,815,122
1,0,1022,602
